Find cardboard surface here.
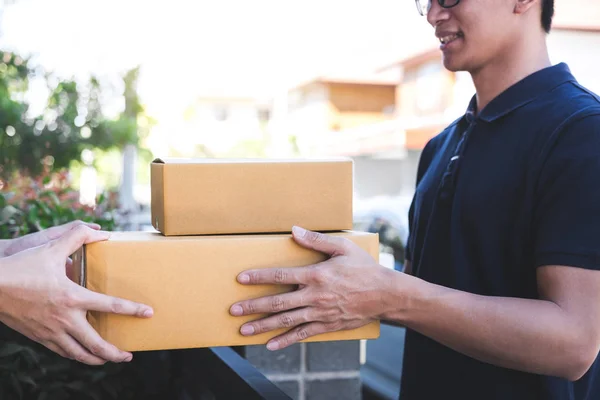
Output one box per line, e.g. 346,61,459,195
151,158,354,236
80,230,380,352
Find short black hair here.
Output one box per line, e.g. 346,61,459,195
541,0,555,33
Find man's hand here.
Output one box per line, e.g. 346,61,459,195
1,220,101,258
0,225,154,365
229,226,391,350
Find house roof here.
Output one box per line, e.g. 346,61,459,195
376,48,440,73
287,72,401,92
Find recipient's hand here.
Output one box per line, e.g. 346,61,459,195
0,225,154,365
2,220,101,258
229,226,391,350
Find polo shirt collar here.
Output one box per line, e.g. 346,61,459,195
465,62,576,123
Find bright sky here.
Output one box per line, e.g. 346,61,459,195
0,0,436,122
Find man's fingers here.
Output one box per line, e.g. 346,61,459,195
266,319,368,350
68,317,132,363
230,290,306,316
54,225,111,257
73,285,154,318
237,266,313,286
238,308,314,336
265,322,331,351
54,334,106,365
291,226,349,256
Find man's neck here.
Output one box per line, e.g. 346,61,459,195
470,35,551,113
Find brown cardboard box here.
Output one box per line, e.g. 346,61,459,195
150,158,354,236
73,230,380,352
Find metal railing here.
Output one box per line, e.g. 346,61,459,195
171,346,291,400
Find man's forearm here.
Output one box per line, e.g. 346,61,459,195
382,272,595,381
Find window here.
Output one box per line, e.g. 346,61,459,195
415,61,443,114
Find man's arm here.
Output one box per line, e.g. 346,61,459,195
230,230,600,381
381,259,411,327
382,264,600,381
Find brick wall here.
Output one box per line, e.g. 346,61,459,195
243,340,362,400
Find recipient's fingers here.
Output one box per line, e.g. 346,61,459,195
54,333,106,365
53,225,111,258
72,284,153,318
47,221,101,240
65,256,73,279
68,315,132,363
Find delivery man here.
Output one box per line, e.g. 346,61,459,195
230,0,600,399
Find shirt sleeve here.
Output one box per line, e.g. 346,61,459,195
534,113,600,270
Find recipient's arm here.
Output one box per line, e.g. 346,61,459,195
0,240,11,258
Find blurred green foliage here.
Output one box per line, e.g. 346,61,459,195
0,169,117,239
0,49,161,399
0,50,152,180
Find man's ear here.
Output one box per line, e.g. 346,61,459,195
514,0,539,15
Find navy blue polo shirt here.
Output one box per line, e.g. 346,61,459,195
401,63,600,400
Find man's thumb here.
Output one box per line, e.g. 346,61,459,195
291,226,346,256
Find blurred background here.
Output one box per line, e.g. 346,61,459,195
0,0,599,399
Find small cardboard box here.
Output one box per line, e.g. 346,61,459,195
150,158,354,236
73,230,380,352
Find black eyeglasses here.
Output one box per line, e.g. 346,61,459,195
415,0,461,16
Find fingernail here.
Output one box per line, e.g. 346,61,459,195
238,274,250,284
241,325,255,335
267,341,279,351
123,354,133,362
292,226,306,238
143,308,153,317
230,305,243,316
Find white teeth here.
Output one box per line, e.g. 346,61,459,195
440,34,460,44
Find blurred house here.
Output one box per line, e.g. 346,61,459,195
283,15,600,203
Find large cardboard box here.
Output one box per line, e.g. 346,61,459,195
73,230,380,352
150,158,354,236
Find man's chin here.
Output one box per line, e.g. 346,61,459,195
442,57,466,72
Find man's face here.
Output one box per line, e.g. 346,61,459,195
425,0,522,73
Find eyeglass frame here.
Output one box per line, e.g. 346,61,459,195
415,0,461,16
